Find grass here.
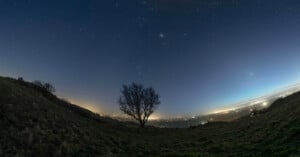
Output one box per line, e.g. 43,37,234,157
0,76,299,157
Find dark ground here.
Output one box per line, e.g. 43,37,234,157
0,76,299,157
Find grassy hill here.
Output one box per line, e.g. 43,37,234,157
0,76,299,157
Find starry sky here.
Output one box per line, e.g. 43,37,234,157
1,0,300,118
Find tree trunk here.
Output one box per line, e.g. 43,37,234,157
140,121,145,128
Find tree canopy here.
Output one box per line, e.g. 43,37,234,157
119,83,160,128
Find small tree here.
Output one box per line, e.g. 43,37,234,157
119,83,160,128
33,80,55,93
17,77,24,82
33,80,43,87
44,82,55,93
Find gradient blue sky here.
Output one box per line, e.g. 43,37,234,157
1,0,300,117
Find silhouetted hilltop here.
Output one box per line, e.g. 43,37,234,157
0,76,299,157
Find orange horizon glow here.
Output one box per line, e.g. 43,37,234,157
67,98,102,114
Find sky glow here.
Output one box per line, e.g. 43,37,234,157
1,0,300,118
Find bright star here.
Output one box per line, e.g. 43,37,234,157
159,33,165,39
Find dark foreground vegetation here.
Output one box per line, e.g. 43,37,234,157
0,76,299,157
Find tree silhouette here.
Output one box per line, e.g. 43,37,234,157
119,83,160,128
44,82,55,93
33,80,43,88
17,77,24,82
32,80,55,93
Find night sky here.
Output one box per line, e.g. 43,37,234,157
1,0,300,118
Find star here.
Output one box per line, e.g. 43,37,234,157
159,33,165,39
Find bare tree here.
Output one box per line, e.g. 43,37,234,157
33,80,43,87
33,80,55,93
119,83,160,128
44,82,55,93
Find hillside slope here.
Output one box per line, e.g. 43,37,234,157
0,76,299,157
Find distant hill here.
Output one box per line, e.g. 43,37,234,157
150,84,300,128
0,76,299,157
